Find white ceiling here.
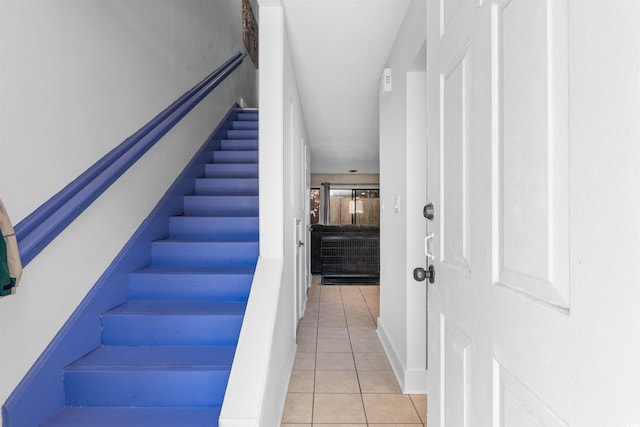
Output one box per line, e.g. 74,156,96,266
282,0,411,174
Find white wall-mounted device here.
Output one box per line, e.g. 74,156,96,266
382,68,392,94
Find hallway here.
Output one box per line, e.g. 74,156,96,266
281,277,427,426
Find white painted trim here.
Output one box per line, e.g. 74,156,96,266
378,316,428,394
219,257,295,427
404,368,429,394
258,4,284,259
257,0,281,7
377,317,404,387
218,257,278,426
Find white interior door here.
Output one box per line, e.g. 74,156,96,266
294,217,305,322
426,1,640,426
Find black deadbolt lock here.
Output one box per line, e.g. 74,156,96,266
423,203,435,221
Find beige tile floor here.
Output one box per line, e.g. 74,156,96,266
282,276,427,426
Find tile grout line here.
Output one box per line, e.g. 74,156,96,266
341,286,369,426
359,285,378,327
311,280,320,425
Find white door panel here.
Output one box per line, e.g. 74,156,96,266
494,360,568,427
442,315,472,427
441,41,471,272
491,0,570,310
427,0,640,426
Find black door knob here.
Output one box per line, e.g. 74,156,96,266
413,265,435,283
413,267,427,281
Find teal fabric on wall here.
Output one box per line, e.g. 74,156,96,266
0,197,22,296
0,227,15,296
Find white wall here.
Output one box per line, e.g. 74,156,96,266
0,0,257,416
378,0,428,393
284,26,311,326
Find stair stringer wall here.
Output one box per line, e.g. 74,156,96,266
1,105,239,427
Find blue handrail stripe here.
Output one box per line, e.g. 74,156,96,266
15,52,243,241
16,52,247,266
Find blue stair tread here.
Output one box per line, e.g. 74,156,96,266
195,177,258,184
67,346,235,370
102,312,243,346
42,407,221,427
151,240,258,267
220,138,258,144
194,178,258,196
220,140,258,151
101,301,245,345
183,196,259,217
105,300,246,316
132,265,256,275
129,266,253,302
238,111,258,118
183,195,259,202
212,151,258,164
64,369,229,407
232,121,258,130
153,238,258,244
226,130,258,139
169,216,259,241
205,163,258,178
214,150,258,155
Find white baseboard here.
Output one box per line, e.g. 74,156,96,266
403,367,428,394
377,317,428,394
268,341,297,426
376,317,404,387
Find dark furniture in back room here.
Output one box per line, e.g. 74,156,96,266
310,225,379,284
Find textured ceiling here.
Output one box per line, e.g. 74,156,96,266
283,0,411,174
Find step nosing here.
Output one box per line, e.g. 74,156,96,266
153,239,259,243
170,215,259,222
67,365,230,371
132,268,255,274
104,310,245,316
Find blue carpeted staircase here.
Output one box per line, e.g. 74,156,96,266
41,110,259,426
